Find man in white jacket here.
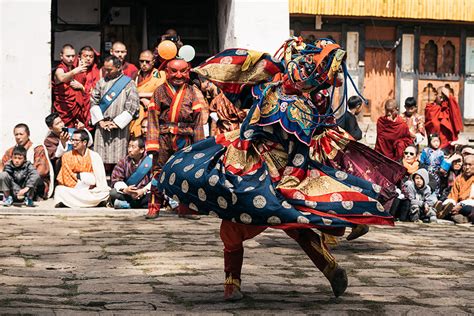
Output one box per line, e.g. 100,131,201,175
54,130,109,208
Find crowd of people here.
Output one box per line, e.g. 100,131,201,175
0,32,472,226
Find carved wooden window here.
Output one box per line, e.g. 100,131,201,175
423,40,438,73
440,41,455,74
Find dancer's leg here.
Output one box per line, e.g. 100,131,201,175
220,220,266,300
285,228,348,297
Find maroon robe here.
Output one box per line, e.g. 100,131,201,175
375,115,413,161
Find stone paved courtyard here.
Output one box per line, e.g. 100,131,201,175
0,206,472,315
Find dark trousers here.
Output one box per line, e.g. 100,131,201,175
110,188,149,208
390,198,410,221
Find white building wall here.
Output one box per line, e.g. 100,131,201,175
0,0,52,154
218,0,289,55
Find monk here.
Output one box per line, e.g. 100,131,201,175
103,41,138,80
425,87,463,148
52,44,88,128
74,46,101,130
375,99,413,161
145,59,208,219
1,124,51,199
55,130,109,208
129,50,166,137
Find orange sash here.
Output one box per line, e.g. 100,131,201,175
165,82,187,134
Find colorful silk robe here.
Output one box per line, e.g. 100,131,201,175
156,82,405,230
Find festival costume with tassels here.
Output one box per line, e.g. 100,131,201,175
152,38,405,298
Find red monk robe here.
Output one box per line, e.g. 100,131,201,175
52,62,85,128
425,95,463,148
74,51,100,130
375,115,413,161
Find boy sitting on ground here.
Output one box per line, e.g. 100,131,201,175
0,146,40,207
403,168,438,222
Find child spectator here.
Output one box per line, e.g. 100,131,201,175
420,133,445,194
404,168,438,222
438,153,463,201
0,146,40,207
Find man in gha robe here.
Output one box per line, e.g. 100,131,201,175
55,130,109,208
90,55,139,172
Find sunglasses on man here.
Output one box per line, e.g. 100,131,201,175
139,60,153,64
404,151,416,156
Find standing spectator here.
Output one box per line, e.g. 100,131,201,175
425,87,463,148
420,133,445,194
110,137,152,209
400,97,426,145
337,96,363,141
129,50,166,137
140,117,148,139
374,99,413,161
54,130,109,208
0,124,50,199
104,41,138,80
90,56,139,172
403,168,438,222
0,146,40,207
52,44,88,128
437,155,474,223
74,46,101,130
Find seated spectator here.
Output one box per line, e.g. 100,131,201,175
420,133,445,194
54,130,109,208
110,137,152,209
402,145,420,176
0,146,40,207
438,153,463,201
403,168,438,223
437,155,474,223
375,99,413,161
1,123,51,199
337,95,363,141
43,113,93,176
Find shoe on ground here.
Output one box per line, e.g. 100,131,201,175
179,214,201,220
3,196,13,207
346,224,369,241
224,276,244,301
328,265,348,298
113,199,131,209
145,209,160,219
452,214,468,224
24,197,35,207
437,203,453,219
